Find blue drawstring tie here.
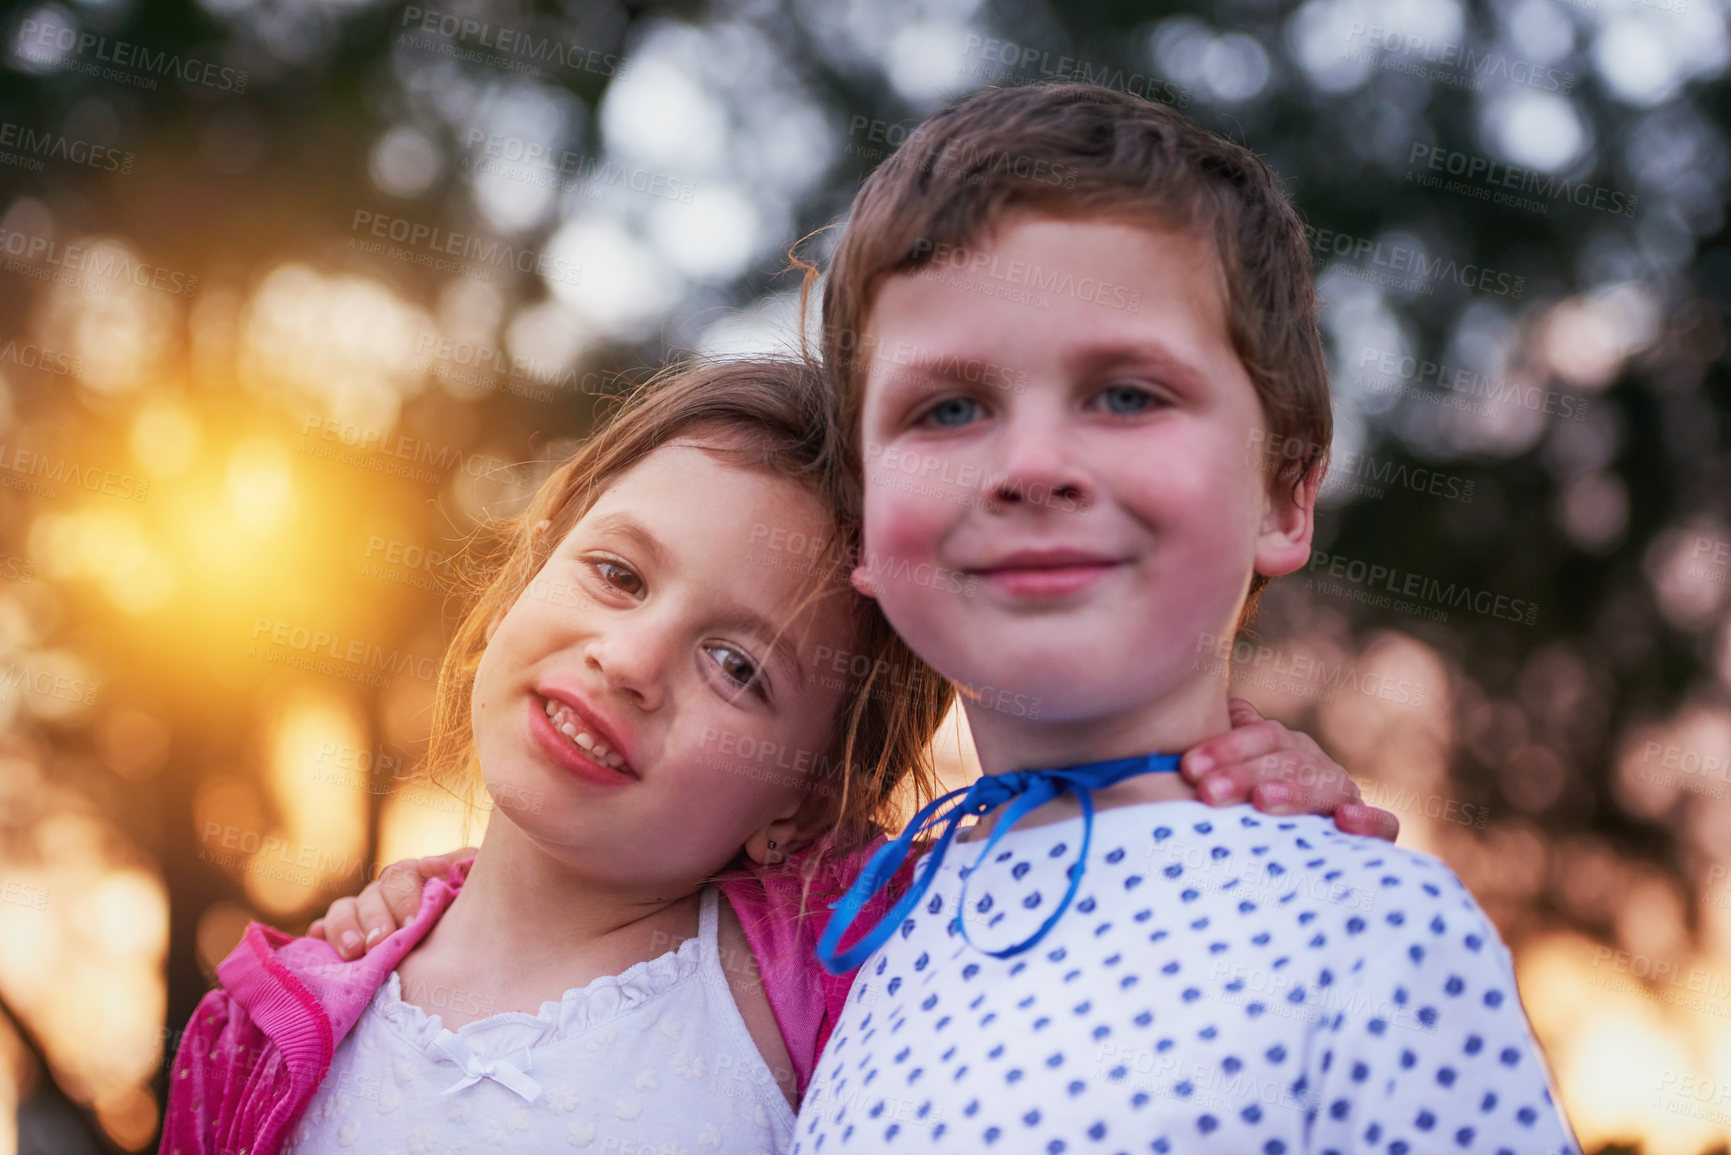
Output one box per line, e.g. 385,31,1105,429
815,752,1182,973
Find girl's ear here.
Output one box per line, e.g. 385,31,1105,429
743,824,797,867
743,792,837,866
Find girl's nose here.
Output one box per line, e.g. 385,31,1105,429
583,629,667,712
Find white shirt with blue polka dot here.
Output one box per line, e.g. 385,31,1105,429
795,801,1580,1154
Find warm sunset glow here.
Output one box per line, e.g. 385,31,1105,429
242,691,371,916
131,404,201,478
377,785,490,869
224,438,298,538
28,508,177,613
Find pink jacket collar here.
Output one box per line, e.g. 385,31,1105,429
217,856,474,1089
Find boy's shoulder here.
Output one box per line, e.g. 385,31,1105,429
1098,800,1496,952
1104,797,1455,871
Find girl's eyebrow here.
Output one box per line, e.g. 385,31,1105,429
583,511,671,570
709,594,805,682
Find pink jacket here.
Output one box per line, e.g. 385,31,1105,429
160,847,907,1155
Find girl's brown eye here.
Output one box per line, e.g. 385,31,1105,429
596,562,643,595
704,643,767,701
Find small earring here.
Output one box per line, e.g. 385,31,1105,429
767,839,777,850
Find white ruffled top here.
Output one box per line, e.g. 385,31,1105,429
283,885,795,1154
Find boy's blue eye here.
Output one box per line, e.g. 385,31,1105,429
1098,384,1156,415
920,396,983,427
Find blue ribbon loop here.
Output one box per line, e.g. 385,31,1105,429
815,751,1182,973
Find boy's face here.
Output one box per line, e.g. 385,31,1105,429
853,213,1315,738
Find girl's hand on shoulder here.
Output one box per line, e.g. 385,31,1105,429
1179,699,1400,842
307,848,477,959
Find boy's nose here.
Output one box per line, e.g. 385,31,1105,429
985,422,1091,512
992,477,1085,507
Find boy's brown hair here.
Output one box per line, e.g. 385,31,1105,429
425,357,953,883
820,81,1332,613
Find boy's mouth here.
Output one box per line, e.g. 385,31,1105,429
967,548,1125,599
532,692,635,777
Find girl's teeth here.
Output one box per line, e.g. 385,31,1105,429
541,696,627,771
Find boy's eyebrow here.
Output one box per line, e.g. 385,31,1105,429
1067,338,1211,391
874,337,1213,396
583,511,672,570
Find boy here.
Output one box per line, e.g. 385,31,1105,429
797,82,1579,1152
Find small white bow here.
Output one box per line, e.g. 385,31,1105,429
432,1030,544,1103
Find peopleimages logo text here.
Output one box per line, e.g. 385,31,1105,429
349,210,581,286
1407,144,1637,217
16,20,248,91
397,6,626,77
0,122,132,173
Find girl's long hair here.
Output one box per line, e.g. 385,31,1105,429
424,357,953,898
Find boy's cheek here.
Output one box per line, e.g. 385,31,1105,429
862,492,948,577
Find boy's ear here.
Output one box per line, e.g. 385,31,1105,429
849,565,880,600
1252,464,1320,580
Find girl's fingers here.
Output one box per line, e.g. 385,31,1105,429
1250,780,1308,814
307,917,326,941
1225,697,1262,727
1332,801,1401,842
1181,718,1286,783
1203,751,1363,816
1185,701,1376,824
1195,766,1258,806
1272,757,1360,809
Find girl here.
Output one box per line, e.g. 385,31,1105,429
163,358,955,1155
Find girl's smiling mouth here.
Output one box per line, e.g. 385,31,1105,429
528,692,637,785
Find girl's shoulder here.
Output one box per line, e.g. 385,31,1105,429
715,833,917,1098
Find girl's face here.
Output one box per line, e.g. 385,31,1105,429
472,440,855,893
